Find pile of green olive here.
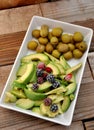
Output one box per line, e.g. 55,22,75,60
27,25,87,60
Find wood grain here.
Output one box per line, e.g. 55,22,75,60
0,4,42,35
85,120,94,130
0,31,25,66
88,52,94,79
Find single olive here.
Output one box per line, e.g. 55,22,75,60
63,51,73,60
32,29,40,38
48,32,53,40
73,49,83,59
76,41,87,52
36,44,45,53
61,34,71,43
57,43,69,53
52,27,63,37
73,32,83,42
52,50,61,59
38,37,48,45
68,43,75,51
27,40,38,50
40,24,49,38
45,43,54,54
50,36,59,45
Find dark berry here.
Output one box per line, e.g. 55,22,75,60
37,77,44,84
44,98,52,106
32,83,39,91
36,69,43,77
52,80,60,89
37,62,45,70
50,104,58,112
43,73,48,80
46,74,55,83
45,67,52,73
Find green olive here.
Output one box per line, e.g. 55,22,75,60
52,27,63,37
63,51,73,60
61,34,71,43
27,40,38,50
36,44,45,53
73,49,83,59
45,43,54,54
50,37,59,45
48,32,53,40
68,43,75,51
76,41,87,52
73,32,83,42
52,50,61,59
38,37,48,45
57,43,69,53
40,24,49,37
32,29,40,38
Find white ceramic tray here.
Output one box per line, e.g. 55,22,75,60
0,16,93,126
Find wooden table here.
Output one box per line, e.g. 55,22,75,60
0,0,94,129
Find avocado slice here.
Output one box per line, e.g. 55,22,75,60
34,100,43,107
60,55,70,70
29,64,37,83
11,89,26,98
32,107,41,115
24,88,47,101
21,53,49,64
37,81,52,92
69,93,75,101
16,63,27,77
66,63,82,74
47,62,60,76
5,92,17,103
46,86,67,95
48,94,64,103
62,96,71,112
55,62,65,75
12,81,26,89
16,98,34,109
65,82,76,95
15,62,34,84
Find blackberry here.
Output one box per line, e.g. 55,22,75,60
46,74,55,83
52,80,60,89
44,98,52,106
37,77,44,84
36,69,43,77
50,104,58,112
32,83,39,91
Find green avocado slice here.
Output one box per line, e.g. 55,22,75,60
16,98,34,110
15,62,34,84
62,96,71,112
21,53,49,64
24,88,47,101
65,82,76,95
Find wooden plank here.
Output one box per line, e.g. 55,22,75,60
0,108,84,130
88,52,94,79
0,4,42,35
85,120,94,130
73,81,94,121
81,60,93,84
0,31,26,66
40,0,94,22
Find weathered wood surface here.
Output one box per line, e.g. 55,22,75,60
85,120,94,130
0,0,94,129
